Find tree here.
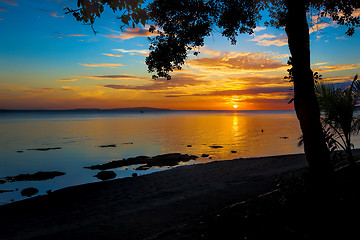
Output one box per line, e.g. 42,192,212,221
316,74,360,166
68,0,360,179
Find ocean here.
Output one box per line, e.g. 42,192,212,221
0,109,328,204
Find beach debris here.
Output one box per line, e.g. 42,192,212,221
99,144,117,148
21,187,39,197
132,173,138,177
201,154,210,158
210,145,223,149
27,147,62,151
85,153,198,171
280,137,289,139
2,171,65,182
261,129,264,133
16,150,24,153
231,151,237,153
187,145,192,147
94,171,117,181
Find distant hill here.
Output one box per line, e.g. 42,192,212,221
71,107,172,111
0,107,172,112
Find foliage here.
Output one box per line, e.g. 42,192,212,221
315,74,360,164
64,0,148,32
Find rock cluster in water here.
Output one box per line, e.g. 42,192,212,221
85,153,198,171
2,171,65,182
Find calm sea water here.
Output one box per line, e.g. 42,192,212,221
0,110,320,204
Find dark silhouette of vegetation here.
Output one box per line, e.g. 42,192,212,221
68,0,360,179
316,74,360,166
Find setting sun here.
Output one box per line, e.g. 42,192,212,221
233,104,238,109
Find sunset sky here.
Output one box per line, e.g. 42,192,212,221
1,0,359,110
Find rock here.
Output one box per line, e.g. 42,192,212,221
16,150,24,153
187,145,192,147
201,154,209,158
46,190,52,194
21,187,39,197
99,144,116,148
210,145,223,149
231,150,237,153
123,142,133,145
280,136,289,139
0,180,6,184
0,190,14,194
5,171,65,182
27,147,62,151
94,171,116,181
135,165,151,171
85,156,150,170
132,173,138,177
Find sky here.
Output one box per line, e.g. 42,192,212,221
0,0,360,110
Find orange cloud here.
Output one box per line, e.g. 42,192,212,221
77,75,148,80
249,34,288,46
56,78,78,82
103,74,209,91
103,26,157,40
79,63,124,68
315,63,360,73
102,53,124,57
188,52,286,72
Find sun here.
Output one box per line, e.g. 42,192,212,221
233,104,238,109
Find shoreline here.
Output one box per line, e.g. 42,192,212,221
0,152,312,240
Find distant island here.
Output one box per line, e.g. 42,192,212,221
0,107,172,112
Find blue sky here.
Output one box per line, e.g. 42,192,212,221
0,0,359,110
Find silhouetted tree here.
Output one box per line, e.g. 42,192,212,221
68,0,360,179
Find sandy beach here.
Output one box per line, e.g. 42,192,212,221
0,152,314,240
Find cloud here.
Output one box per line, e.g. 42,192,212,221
191,86,292,97
249,34,288,47
312,62,329,66
113,48,149,56
38,9,64,18
0,18,3,20
24,88,56,94
77,75,147,80
315,63,360,73
187,52,286,72
102,53,124,57
0,0,18,6
309,22,332,34
253,26,266,32
198,47,221,56
79,63,124,68
56,78,78,82
103,26,157,40
103,74,208,91
0,7,9,11
67,34,88,37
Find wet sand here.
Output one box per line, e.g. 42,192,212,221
0,153,310,240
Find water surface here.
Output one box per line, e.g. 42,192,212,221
0,110,307,204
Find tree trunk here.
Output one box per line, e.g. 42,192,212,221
284,0,333,179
